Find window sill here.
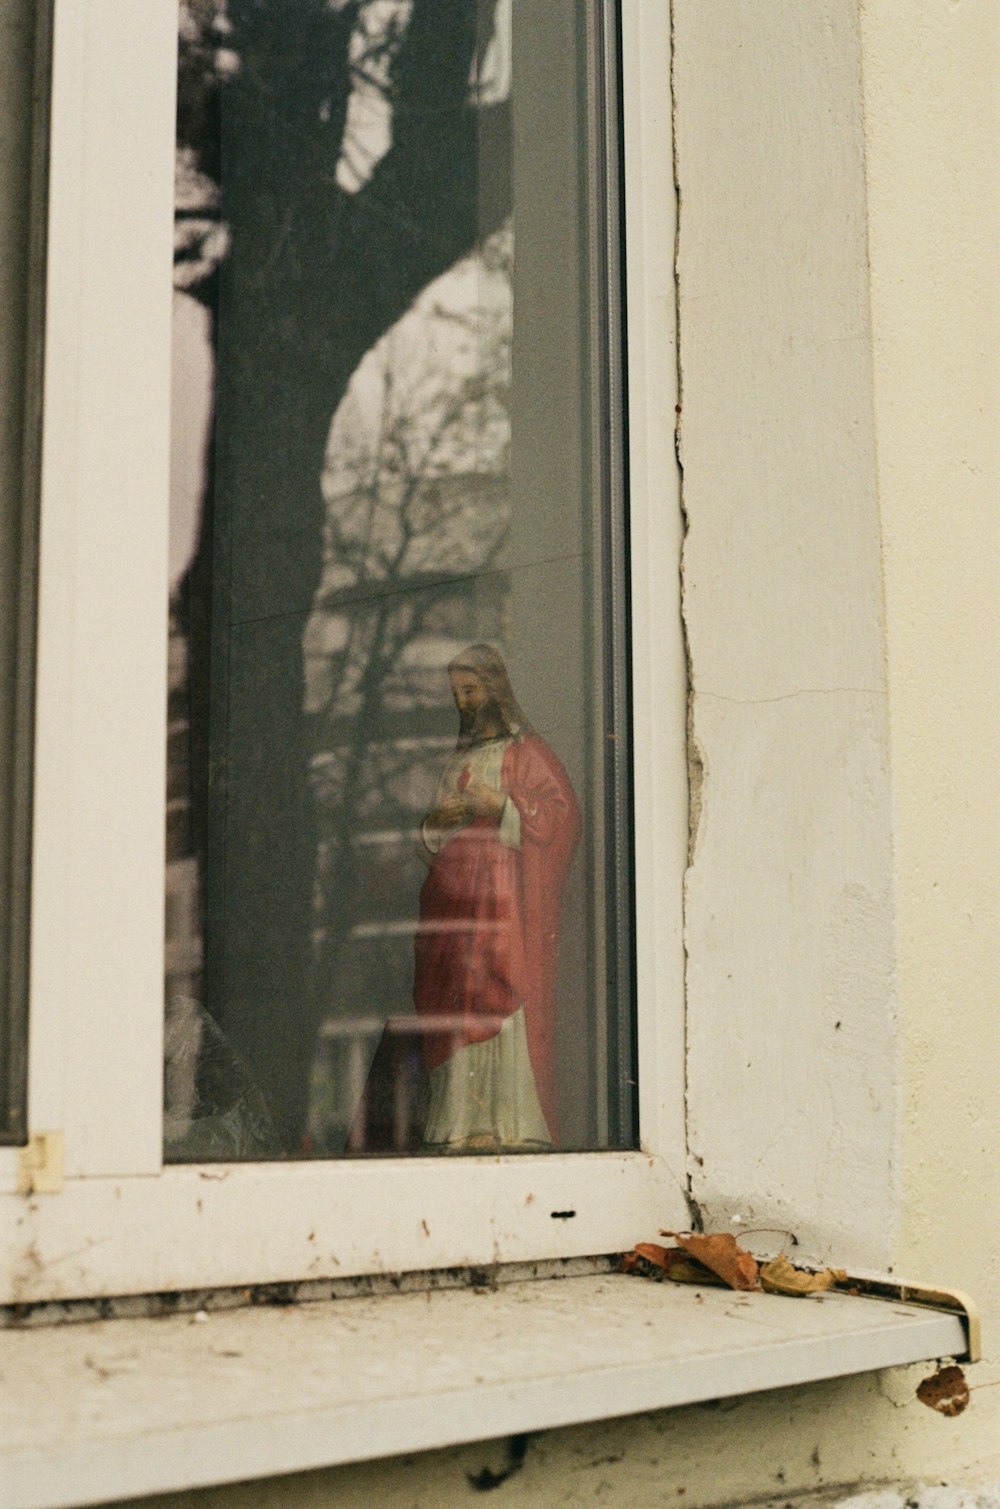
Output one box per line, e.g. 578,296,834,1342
0,1271,969,1509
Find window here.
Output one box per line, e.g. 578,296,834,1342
4,17,981,1500
0,1,687,1303
167,0,638,1164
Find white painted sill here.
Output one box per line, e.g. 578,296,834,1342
0,1269,969,1509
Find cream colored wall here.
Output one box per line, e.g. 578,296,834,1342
104,0,1000,1504
678,0,900,1275
863,0,1000,1469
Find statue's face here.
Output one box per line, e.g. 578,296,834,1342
449,667,500,739
449,668,489,720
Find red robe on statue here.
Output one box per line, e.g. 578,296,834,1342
412,734,580,1142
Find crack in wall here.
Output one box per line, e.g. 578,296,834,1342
670,0,704,1224
686,701,705,866
669,2,703,874
669,2,696,860
699,687,880,708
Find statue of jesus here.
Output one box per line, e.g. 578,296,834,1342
414,644,580,1151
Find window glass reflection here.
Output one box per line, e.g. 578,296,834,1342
166,0,633,1159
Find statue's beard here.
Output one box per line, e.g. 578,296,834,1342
459,700,503,743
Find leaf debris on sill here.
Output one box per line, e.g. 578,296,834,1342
623,1230,974,1414
624,1230,844,1298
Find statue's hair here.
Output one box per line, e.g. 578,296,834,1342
448,643,533,746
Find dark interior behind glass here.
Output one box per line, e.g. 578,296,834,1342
0,0,52,1145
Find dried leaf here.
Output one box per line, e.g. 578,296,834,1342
760,1253,848,1297
916,1364,970,1417
626,1244,726,1286
637,1243,727,1285
661,1231,760,1291
633,1242,675,1269
662,1257,726,1286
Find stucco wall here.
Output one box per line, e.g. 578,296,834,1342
862,0,1000,1323
678,0,900,1275
94,0,1000,1503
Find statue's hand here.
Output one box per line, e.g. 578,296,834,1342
463,782,506,822
429,794,469,829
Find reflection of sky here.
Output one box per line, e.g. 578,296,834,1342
336,0,413,194
169,292,212,588
170,237,511,593
336,0,511,191
325,237,512,497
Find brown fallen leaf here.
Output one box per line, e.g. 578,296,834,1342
633,1243,727,1286
633,1242,675,1269
661,1231,760,1291
916,1364,970,1417
665,1258,727,1286
760,1252,848,1297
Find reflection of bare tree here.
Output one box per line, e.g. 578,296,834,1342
171,1,512,1151
311,227,512,706
301,236,511,1145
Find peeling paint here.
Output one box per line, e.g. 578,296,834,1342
686,707,705,867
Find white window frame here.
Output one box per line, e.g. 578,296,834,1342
0,0,689,1304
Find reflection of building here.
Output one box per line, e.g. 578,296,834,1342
165,606,203,1134
165,605,202,1001
305,538,510,1152
304,475,510,717
164,495,513,1151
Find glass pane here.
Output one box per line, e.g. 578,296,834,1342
0,0,51,1145
167,0,633,1160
